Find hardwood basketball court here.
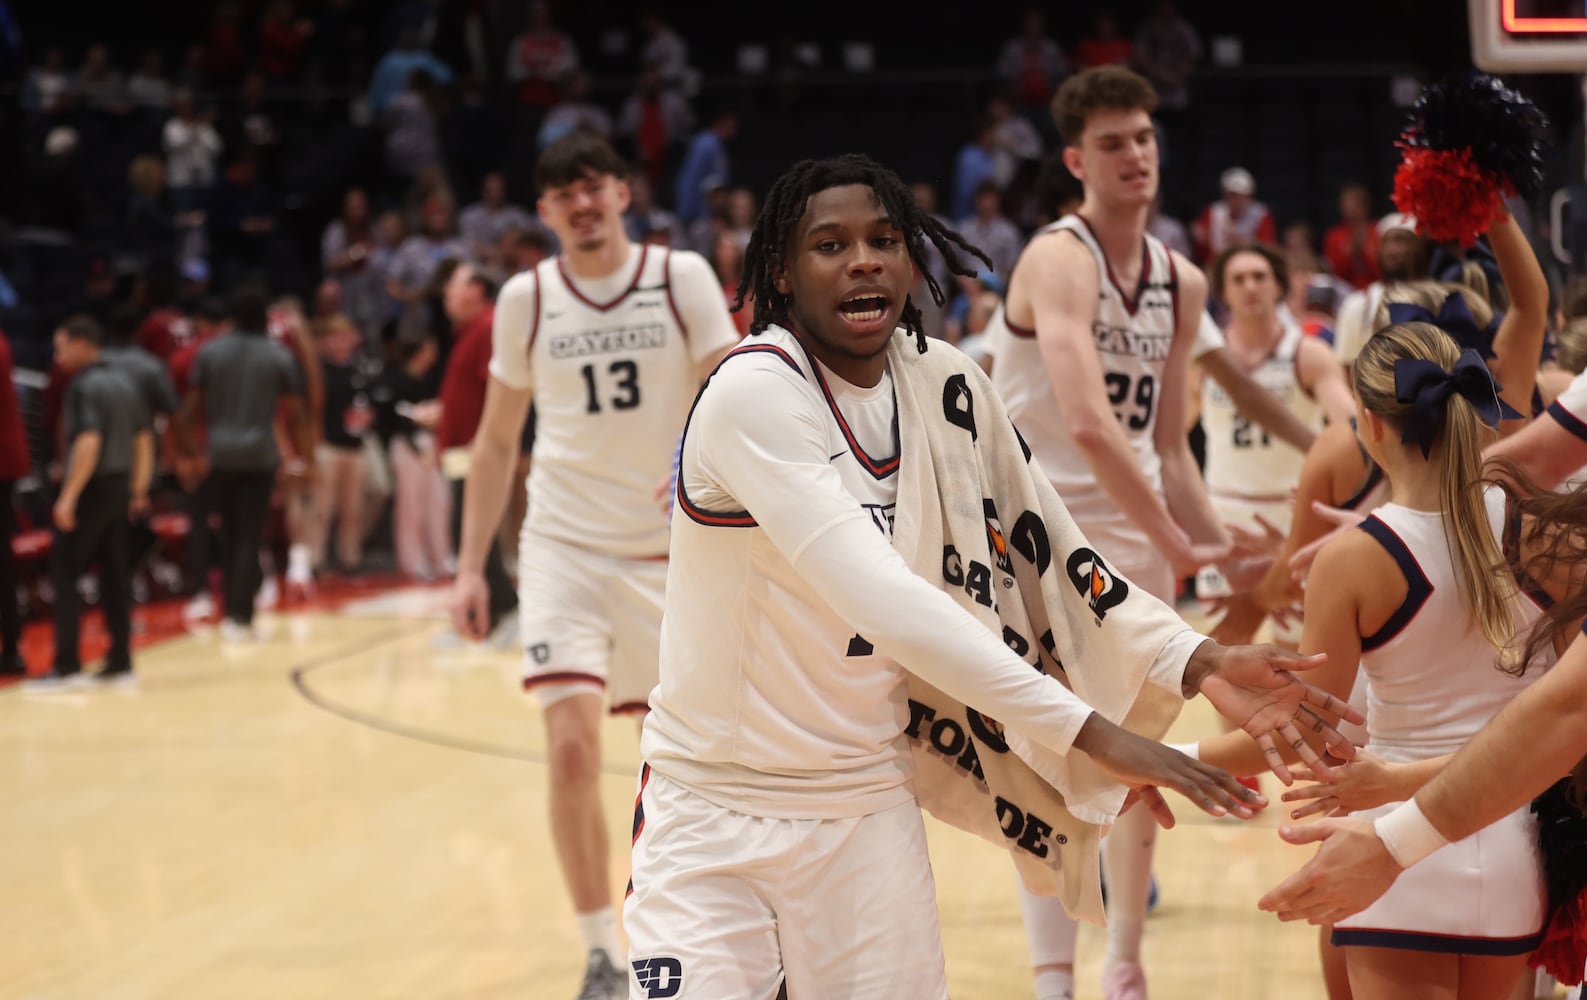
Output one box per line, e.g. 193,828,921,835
0,587,1548,998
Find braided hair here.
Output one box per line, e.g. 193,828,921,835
733,155,992,355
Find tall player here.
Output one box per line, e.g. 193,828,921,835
1193,244,1354,647
449,133,740,1000
992,66,1235,1000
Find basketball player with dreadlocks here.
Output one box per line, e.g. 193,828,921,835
449,133,739,1000
991,66,1237,1000
625,153,1357,998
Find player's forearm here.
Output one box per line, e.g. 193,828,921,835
131,431,154,499
1214,363,1316,452
1072,421,1191,556
457,434,516,575
1411,636,1587,849
1483,423,1582,492
61,434,100,503
1159,444,1227,546
793,517,1096,756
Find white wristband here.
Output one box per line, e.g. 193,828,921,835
1167,741,1200,760
1372,800,1450,869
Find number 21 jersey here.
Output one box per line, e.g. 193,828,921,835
993,214,1178,534
490,243,740,558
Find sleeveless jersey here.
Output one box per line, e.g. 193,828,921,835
992,214,1178,530
507,244,727,558
1200,318,1320,499
1357,489,1549,764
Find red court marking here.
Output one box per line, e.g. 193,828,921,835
1503,0,1587,31
2,574,448,685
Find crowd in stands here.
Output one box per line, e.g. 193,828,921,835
1,0,1583,650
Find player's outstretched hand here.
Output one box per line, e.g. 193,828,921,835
450,570,491,642
1072,713,1265,828
1194,643,1365,786
1257,818,1403,925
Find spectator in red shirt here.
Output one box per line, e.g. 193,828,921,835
433,263,516,630
1073,10,1134,70
0,328,30,676
1323,183,1380,289
258,0,313,82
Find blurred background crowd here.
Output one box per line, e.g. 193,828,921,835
0,0,1584,638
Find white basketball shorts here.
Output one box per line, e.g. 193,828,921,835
517,530,667,714
624,765,949,999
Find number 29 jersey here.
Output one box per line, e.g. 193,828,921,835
992,214,1179,534
490,243,741,558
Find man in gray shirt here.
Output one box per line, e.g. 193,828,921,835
26,316,153,691
103,303,179,424
175,289,312,639
103,303,180,579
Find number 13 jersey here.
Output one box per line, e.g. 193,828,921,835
993,214,1178,534
490,243,741,558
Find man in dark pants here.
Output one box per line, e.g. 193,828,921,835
104,303,180,586
175,289,312,641
26,316,152,691
0,326,30,678
169,298,228,613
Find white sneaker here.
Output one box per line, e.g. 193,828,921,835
22,670,93,693
219,619,256,644
489,616,520,651
255,576,280,611
183,593,216,621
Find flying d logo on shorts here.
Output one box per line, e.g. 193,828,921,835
632,957,684,998
1066,547,1129,625
528,642,551,665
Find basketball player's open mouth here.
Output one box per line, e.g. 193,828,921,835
838,295,889,324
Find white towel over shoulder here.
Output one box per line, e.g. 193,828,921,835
889,335,1205,923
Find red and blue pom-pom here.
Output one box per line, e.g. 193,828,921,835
1392,73,1551,247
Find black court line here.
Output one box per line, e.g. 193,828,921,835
288,623,641,777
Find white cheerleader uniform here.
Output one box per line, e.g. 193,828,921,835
1332,488,1550,954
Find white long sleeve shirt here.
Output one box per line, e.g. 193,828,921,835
641,327,1101,819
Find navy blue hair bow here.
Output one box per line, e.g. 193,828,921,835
1386,292,1496,360
1394,349,1522,458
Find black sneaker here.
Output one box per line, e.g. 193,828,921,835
575,949,625,1000
94,666,138,689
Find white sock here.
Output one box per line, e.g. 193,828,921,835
575,907,622,960
1033,968,1075,1000
1102,805,1156,966
1016,878,1077,967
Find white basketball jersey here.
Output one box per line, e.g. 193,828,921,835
1201,318,1320,498
521,245,717,558
1357,489,1548,764
992,215,1178,528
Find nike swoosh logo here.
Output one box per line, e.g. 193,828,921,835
829,450,848,462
